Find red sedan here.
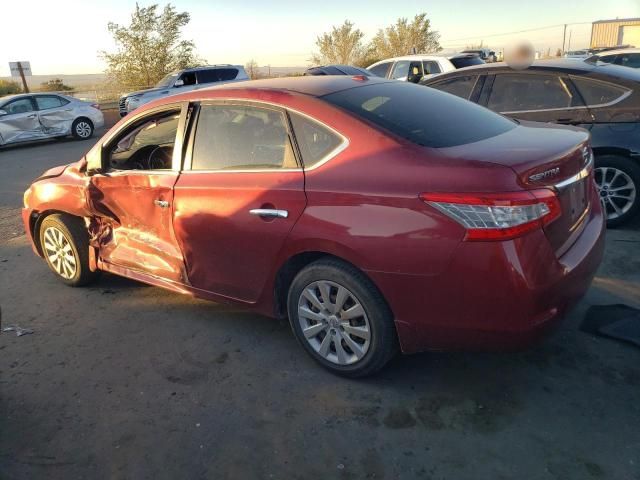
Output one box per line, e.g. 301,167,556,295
22,76,605,377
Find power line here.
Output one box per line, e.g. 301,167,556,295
443,22,592,43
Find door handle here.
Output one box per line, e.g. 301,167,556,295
249,208,288,218
154,199,170,208
27,114,36,118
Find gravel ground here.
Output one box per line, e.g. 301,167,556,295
1,134,639,480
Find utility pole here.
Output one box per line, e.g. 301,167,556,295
562,24,567,54
567,30,572,52
17,61,29,93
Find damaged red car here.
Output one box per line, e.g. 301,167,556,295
22,77,605,377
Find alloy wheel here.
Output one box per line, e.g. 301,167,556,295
297,280,371,365
43,226,77,279
75,121,92,138
595,167,637,220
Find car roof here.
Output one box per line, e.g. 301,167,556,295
305,65,372,76
210,75,393,97
368,55,450,67
178,65,243,73
427,58,640,82
592,48,640,56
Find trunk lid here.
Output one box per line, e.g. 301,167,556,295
438,121,593,255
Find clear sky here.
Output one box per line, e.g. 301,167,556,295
1,0,638,76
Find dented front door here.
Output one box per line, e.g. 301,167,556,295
0,97,44,145
88,171,187,283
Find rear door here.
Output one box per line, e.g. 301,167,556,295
172,102,306,302
0,97,43,144
35,95,75,137
483,72,592,124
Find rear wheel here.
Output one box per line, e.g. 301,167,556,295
594,155,639,227
39,214,98,287
72,118,94,140
287,259,397,377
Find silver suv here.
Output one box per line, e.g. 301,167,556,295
119,65,249,116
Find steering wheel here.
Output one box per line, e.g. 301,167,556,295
147,145,173,169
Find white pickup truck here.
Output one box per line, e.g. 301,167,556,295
119,65,250,116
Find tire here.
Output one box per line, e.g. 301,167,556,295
287,258,397,377
71,118,94,140
594,155,640,228
39,214,98,287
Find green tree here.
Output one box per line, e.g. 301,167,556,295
100,3,205,88
39,79,73,92
371,13,441,58
0,80,22,96
311,20,367,65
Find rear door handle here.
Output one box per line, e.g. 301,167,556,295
27,114,36,118
249,208,288,218
154,199,170,208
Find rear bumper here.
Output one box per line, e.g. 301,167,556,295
368,192,606,354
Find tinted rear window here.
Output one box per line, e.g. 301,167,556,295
449,56,485,68
570,76,630,106
322,82,515,148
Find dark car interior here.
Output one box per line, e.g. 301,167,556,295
108,111,180,170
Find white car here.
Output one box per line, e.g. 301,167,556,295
367,55,457,83
587,48,640,69
0,93,104,146
119,65,250,116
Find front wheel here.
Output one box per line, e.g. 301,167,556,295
594,155,639,227
39,214,98,287
287,259,397,377
72,118,94,140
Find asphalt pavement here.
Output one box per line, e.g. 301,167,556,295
0,131,639,479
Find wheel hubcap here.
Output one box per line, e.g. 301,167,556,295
43,226,77,279
297,280,371,365
595,167,636,220
76,122,91,138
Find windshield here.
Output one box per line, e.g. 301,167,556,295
322,81,516,148
155,74,178,88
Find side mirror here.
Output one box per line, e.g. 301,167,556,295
85,144,105,175
174,79,184,88
0,109,7,116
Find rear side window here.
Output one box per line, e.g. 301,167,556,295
570,77,630,106
429,75,478,99
368,62,392,78
289,113,343,168
617,54,640,69
197,69,239,84
191,105,297,170
487,74,579,112
597,54,617,64
323,81,516,148
449,56,484,69
35,95,69,110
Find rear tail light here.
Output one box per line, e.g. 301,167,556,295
90,103,101,110
420,189,561,241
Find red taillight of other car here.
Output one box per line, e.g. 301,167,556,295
420,189,561,241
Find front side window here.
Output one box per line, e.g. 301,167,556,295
368,62,392,78
423,61,442,74
35,95,68,110
178,72,197,86
487,74,579,112
597,54,617,64
390,61,411,80
289,113,343,168
429,75,478,99
323,81,516,148
2,98,34,115
570,76,630,106
108,110,180,170
191,105,297,170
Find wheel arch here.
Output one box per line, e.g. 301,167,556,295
592,146,636,161
31,210,86,257
271,249,394,323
